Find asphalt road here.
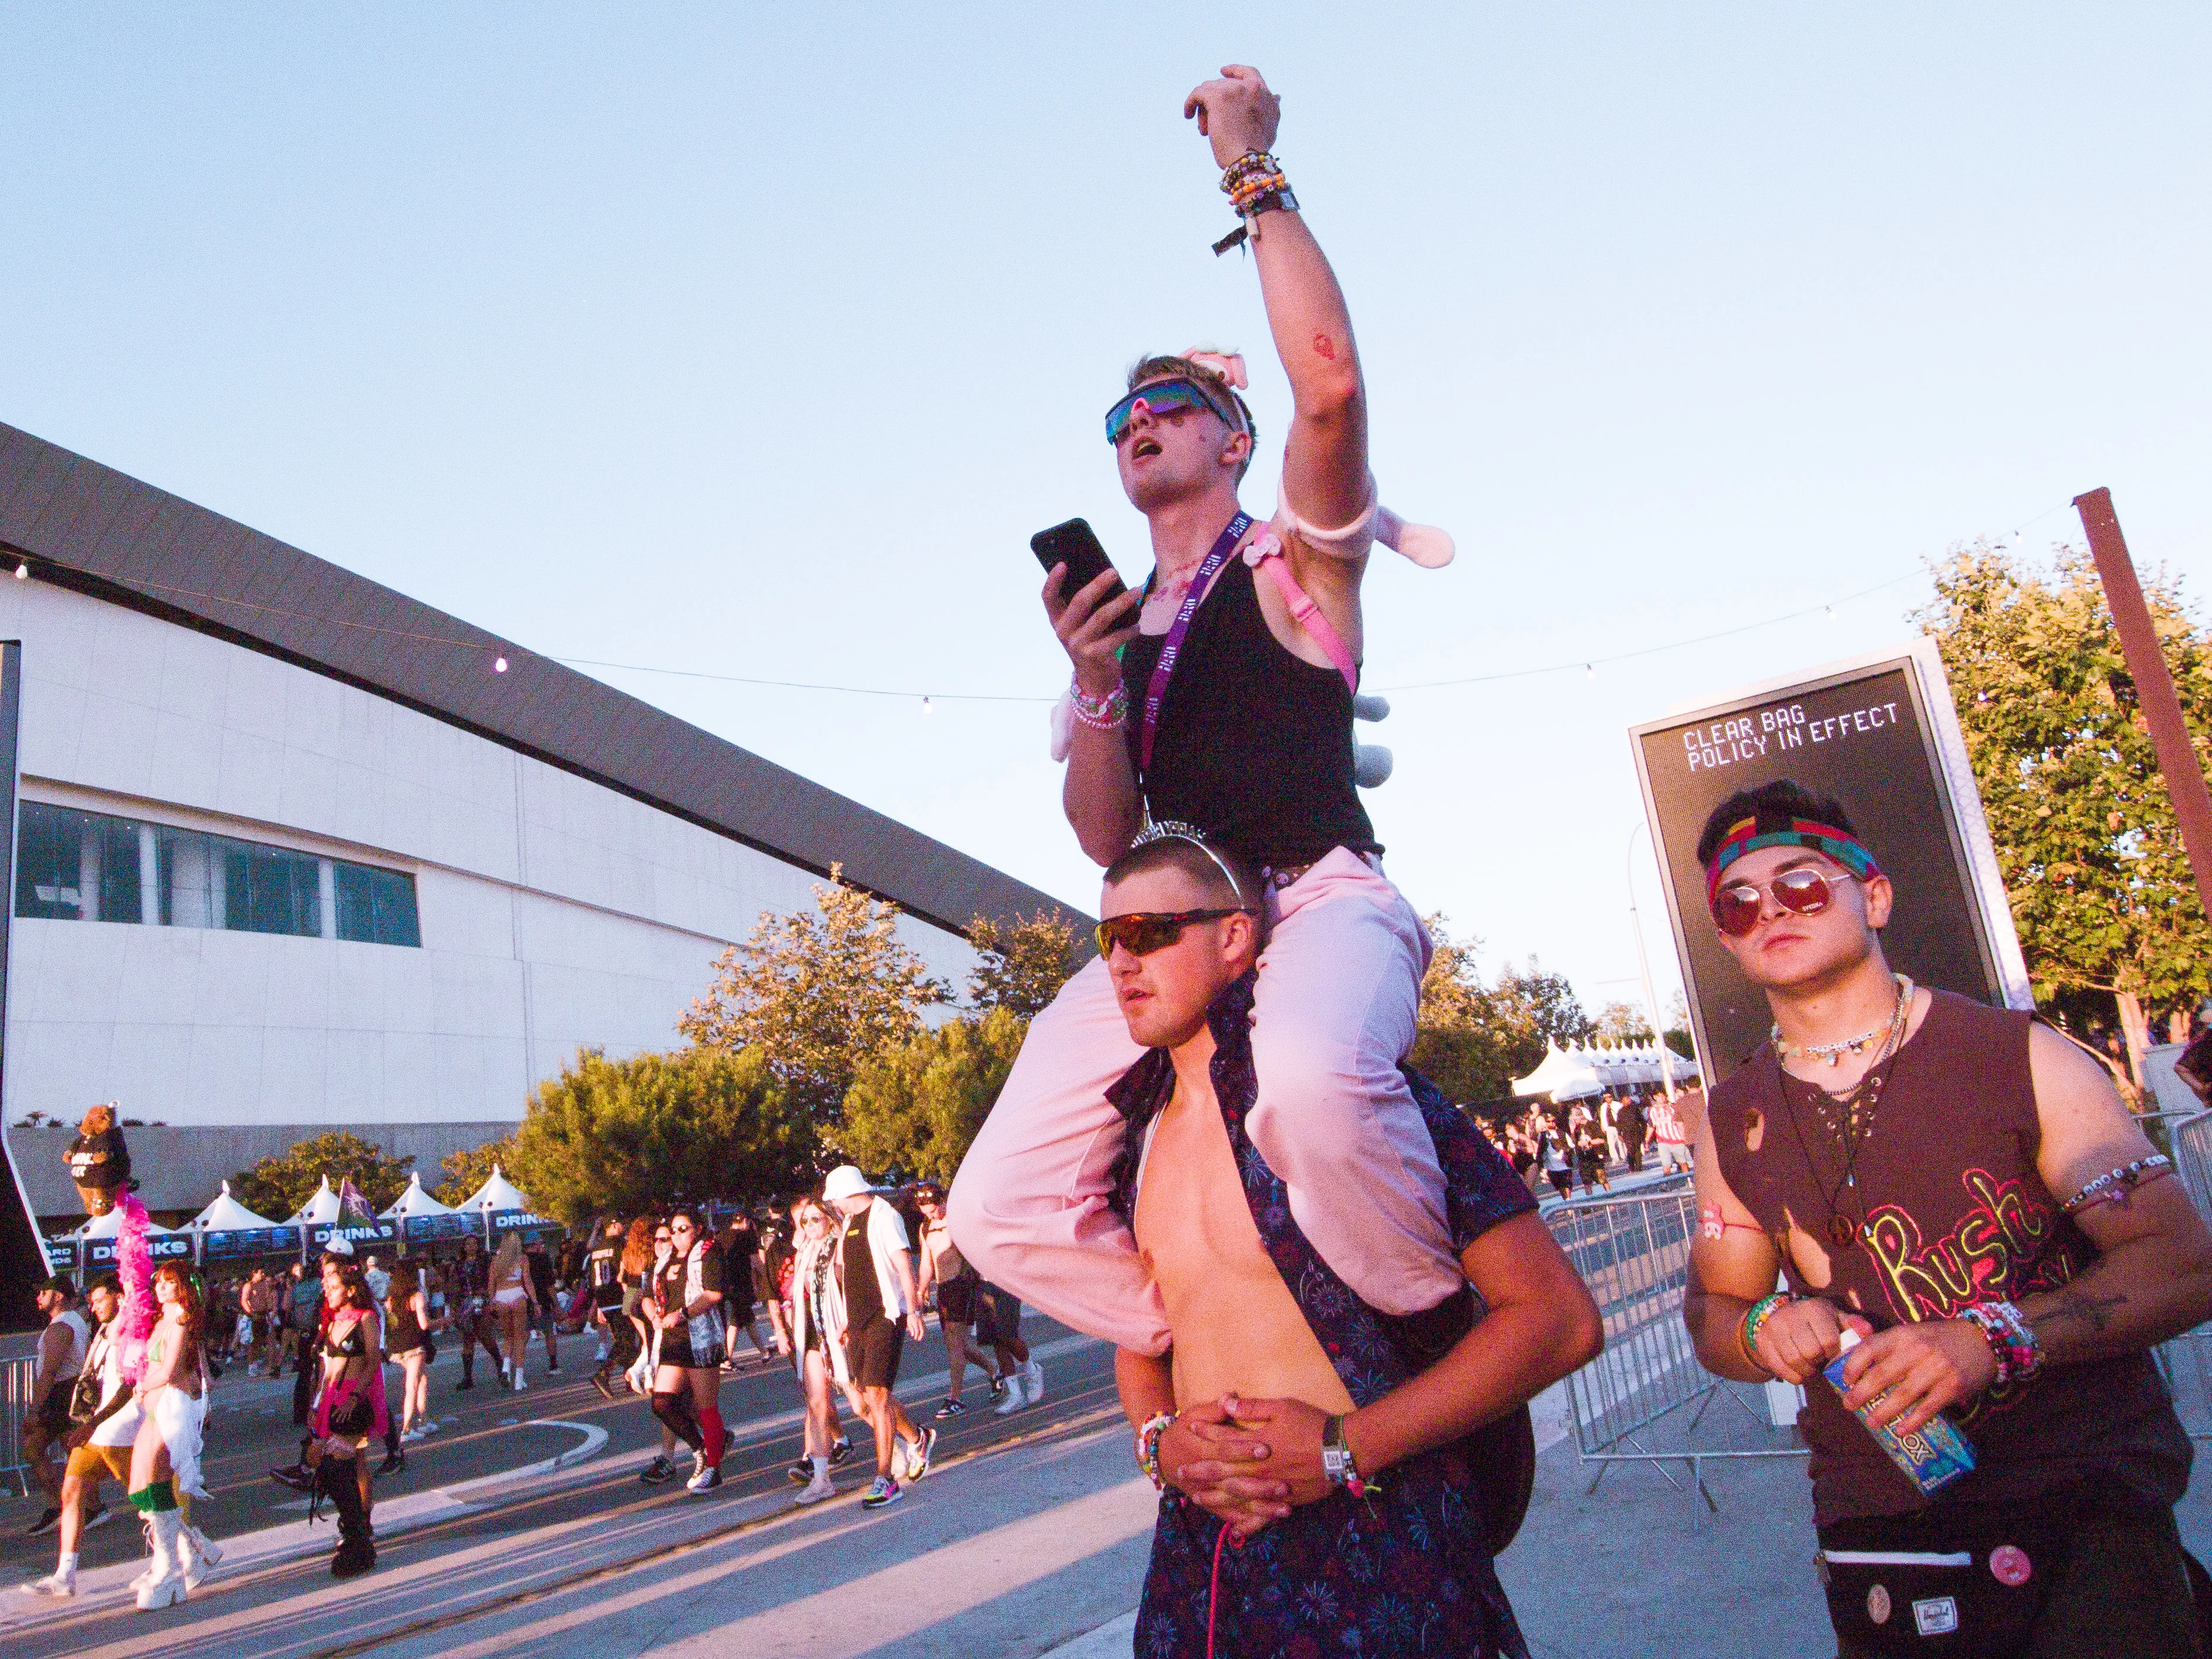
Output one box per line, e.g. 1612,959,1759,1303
2,1316,1120,1657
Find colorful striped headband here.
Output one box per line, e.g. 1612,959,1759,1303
1704,817,1882,904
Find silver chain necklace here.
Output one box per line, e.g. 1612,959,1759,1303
1772,974,1913,1067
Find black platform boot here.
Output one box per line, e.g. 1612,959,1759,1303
320,1461,377,1580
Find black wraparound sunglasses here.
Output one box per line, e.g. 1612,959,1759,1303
1094,908,1250,958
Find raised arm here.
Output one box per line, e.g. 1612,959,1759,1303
1187,68,1369,598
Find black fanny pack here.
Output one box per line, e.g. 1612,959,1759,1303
65,1371,103,1427
1817,1501,2086,1657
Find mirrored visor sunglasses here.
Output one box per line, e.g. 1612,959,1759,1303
1104,379,1234,446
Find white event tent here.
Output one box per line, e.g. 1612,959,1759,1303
455,1165,534,1216
185,1182,279,1233
286,1176,342,1226
381,1172,457,1220
1512,1039,1702,1103
71,1205,175,1241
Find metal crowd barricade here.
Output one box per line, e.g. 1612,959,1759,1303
2157,1108,2212,1438
2,1354,35,1497
1543,1180,1805,1516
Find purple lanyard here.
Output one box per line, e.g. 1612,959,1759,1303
1138,511,1251,774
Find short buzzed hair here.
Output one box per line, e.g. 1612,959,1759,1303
1104,837,1259,914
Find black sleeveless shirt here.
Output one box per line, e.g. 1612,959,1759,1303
1712,990,2190,1526
1119,557,1377,868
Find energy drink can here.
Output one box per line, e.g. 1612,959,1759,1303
1823,1329,1976,1496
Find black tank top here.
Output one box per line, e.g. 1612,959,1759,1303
1118,558,1377,868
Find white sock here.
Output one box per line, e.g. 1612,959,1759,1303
56,1551,78,1577
811,1455,828,1477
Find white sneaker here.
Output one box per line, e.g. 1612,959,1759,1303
24,1570,75,1598
400,1426,426,1443
993,1373,1028,1416
794,1471,834,1505
513,1371,527,1392
1024,1359,1045,1406
420,1419,441,1436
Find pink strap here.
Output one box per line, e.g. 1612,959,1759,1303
1247,541,1358,695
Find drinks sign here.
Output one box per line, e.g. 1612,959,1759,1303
1631,639,2030,1076
86,1232,193,1267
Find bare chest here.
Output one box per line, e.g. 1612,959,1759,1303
1131,1083,1355,1413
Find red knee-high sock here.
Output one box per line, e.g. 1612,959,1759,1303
699,1406,725,1468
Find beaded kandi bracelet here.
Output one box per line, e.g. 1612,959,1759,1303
1957,1300,2043,1390
1739,1292,1792,1372
1214,149,1299,256
1070,679,1130,731
1135,1411,1177,1491
2063,1153,2173,1215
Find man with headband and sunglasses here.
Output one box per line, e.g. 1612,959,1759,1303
1087,831,1597,1657
1683,780,2210,1657
950,63,1466,1374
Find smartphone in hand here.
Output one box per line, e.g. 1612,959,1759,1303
1031,519,1126,603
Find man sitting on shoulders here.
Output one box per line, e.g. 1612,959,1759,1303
1102,831,1602,1658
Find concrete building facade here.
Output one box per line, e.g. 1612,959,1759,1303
0,423,1062,1229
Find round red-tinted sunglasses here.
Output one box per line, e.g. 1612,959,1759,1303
1710,867,1858,936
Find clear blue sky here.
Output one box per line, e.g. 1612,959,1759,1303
6,5,2207,1028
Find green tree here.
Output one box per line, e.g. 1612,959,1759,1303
1918,544,2212,1088
967,909,1089,1018
509,1046,814,1225
232,1131,413,1221
1406,921,1597,1104
841,1006,1030,1183
680,867,950,1139
1595,1001,1655,1043
433,1137,520,1208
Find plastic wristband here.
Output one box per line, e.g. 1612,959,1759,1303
1135,1411,1176,1491
1321,1412,1378,1499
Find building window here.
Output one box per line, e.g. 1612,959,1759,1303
334,861,422,948
14,801,421,946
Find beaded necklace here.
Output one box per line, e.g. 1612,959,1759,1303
1775,975,1914,1250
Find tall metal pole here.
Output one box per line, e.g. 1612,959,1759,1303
1628,821,1679,1102
2074,489,2212,920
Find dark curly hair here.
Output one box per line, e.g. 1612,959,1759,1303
1695,779,1863,871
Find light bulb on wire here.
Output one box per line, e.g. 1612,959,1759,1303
1584,663,1595,681
493,655,508,674
12,561,26,581
921,696,934,715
